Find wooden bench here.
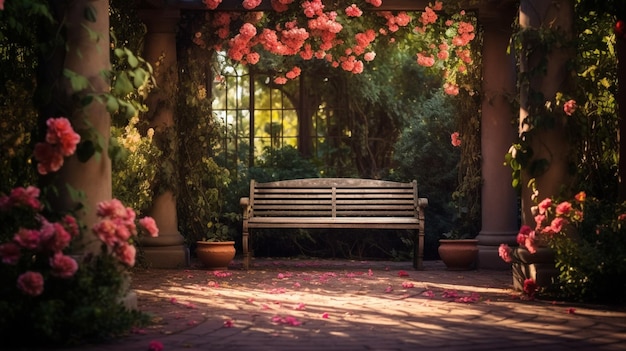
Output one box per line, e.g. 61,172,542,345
239,178,428,270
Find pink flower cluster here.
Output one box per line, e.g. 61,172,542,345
450,132,461,147
33,117,81,175
0,186,80,296
499,192,585,263
563,99,577,116
92,199,159,267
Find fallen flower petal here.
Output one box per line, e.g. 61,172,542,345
402,281,414,288
398,270,409,277
148,340,163,351
321,312,330,319
294,303,306,310
223,319,234,328
567,308,576,314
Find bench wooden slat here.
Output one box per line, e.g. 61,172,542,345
241,178,427,271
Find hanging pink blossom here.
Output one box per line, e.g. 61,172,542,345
345,4,362,17
444,83,459,96
364,51,376,61
451,132,461,147
416,53,435,67
365,0,382,7
203,0,222,10
242,0,262,10
563,99,577,116
44,117,80,157
17,271,44,296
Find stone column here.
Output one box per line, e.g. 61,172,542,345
519,0,575,222
41,0,112,255
515,0,575,288
139,8,189,268
476,4,519,269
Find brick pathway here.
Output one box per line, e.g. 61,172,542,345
63,259,626,351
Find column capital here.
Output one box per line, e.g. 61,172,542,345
139,8,181,34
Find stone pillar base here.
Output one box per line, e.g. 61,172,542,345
512,262,558,291
141,245,189,269
511,247,558,291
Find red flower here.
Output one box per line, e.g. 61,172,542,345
451,132,461,147
523,278,538,298
17,271,44,297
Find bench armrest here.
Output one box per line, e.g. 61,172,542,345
240,197,251,219
418,198,428,208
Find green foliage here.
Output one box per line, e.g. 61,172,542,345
392,93,460,256
550,197,626,304
0,251,149,347
111,118,161,215
249,145,321,182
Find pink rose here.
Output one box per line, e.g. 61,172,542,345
549,217,568,234
50,253,78,278
13,228,41,250
563,99,577,116
498,244,512,263
45,223,72,252
139,217,159,237
450,132,461,147
555,201,572,216
17,271,44,296
115,243,136,267
537,198,552,214
0,242,21,264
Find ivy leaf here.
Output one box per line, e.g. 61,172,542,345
124,48,139,68
105,95,120,113
64,69,90,92
84,4,97,22
76,140,96,163
132,68,147,88
113,72,133,95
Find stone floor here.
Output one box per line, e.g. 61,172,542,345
56,258,626,350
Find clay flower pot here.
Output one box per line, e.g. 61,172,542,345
438,239,478,270
196,241,236,270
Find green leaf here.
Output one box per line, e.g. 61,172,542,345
132,68,147,88
105,95,120,113
64,69,90,92
76,140,96,163
113,72,133,95
84,4,97,22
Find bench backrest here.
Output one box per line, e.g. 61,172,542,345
248,178,421,218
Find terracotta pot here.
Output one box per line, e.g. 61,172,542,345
196,241,236,270
438,239,478,271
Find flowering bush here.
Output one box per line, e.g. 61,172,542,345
0,117,157,346
195,0,475,93
499,191,626,303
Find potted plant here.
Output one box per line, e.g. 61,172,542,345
195,217,238,270
438,231,479,270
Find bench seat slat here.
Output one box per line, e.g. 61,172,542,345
241,178,427,271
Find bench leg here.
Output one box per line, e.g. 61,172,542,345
242,222,250,270
413,230,424,270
